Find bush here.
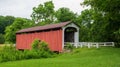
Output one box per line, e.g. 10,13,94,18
64,43,74,51
23,50,39,59
31,39,54,58
0,34,5,44
32,39,40,50
0,39,55,63
32,39,50,51
0,45,23,62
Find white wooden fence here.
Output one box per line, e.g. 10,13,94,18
64,42,114,48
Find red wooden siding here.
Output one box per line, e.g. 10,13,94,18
16,29,62,52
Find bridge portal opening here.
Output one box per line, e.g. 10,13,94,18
64,27,77,42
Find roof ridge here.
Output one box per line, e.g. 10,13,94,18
16,21,71,33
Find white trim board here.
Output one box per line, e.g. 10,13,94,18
62,23,79,49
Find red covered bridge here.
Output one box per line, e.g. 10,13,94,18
16,22,79,52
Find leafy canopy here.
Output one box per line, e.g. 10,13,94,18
0,16,15,34
55,7,76,22
81,0,120,46
5,18,34,43
31,1,55,25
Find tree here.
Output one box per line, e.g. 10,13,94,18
82,0,120,46
31,1,55,25
74,9,94,41
75,8,110,42
5,18,34,43
0,16,15,34
55,7,76,22
90,11,108,42
0,34,5,44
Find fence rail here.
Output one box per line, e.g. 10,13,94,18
64,42,114,48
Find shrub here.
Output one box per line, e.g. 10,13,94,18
39,41,50,52
31,39,54,58
64,43,74,51
23,50,39,59
0,39,55,63
31,39,50,51
0,45,19,62
32,39,40,50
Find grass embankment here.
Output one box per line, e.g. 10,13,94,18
0,44,11,50
0,47,120,67
0,44,4,50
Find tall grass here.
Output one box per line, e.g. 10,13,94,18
0,40,55,63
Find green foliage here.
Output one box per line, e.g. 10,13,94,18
74,9,109,42
115,42,120,48
0,34,5,44
31,39,53,58
0,45,24,62
32,39,40,50
55,7,76,22
114,29,120,47
39,41,50,52
31,1,56,25
29,39,55,58
0,16,15,34
64,43,74,51
81,0,120,47
0,40,55,63
5,18,34,43
74,9,93,41
31,1,77,25
32,39,50,51
83,0,120,13
0,47,120,67
23,50,40,59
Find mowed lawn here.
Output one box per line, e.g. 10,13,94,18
0,47,120,67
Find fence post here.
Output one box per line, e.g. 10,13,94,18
96,43,99,48
104,43,106,46
80,43,83,48
75,42,78,48
112,42,115,46
88,43,90,48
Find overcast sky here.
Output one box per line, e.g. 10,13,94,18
0,0,88,19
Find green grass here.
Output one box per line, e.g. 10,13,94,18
0,47,120,67
0,44,11,50
0,44,4,51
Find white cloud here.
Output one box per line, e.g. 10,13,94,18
0,0,87,19
53,0,85,14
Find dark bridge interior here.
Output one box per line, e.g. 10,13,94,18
64,27,77,42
